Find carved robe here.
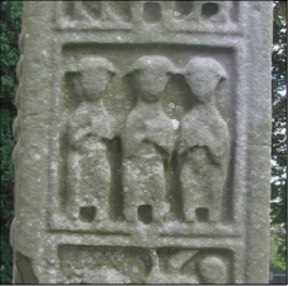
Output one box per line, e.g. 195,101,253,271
179,104,230,222
66,102,116,221
123,103,176,223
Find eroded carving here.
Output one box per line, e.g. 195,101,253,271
179,57,230,223
62,1,132,23
55,53,232,231
154,248,231,283
59,245,231,283
146,249,200,283
198,255,228,283
65,57,116,223
122,56,177,225
59,245,152,284
60,55,231,228
171,1,232,23
108,1,132,22
59,1,239,32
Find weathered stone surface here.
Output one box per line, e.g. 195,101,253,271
11,1,272,283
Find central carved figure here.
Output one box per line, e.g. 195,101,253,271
122,56,176,225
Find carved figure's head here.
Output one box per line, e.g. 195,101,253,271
184,57,227,102
128,56,176,102
78,57,116,101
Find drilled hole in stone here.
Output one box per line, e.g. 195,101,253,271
174,1,193,17
138,205,153,224
196,208,209,222
79,206,96,222
143,2,161,23
202,3,219,18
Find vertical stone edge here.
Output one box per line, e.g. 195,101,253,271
11,2,54,283
245,2,273,283
10,3,26,282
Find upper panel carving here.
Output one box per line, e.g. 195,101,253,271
58,1,132,30
163,1,240,32
55,1,241,33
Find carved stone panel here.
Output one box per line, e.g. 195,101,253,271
50,45,237,235
58,245,234,284
12,1,272,283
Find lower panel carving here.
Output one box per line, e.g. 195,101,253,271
58,245,233,283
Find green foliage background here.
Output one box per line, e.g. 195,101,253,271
270,0,287,273
0,1,22,283
0,1,286,283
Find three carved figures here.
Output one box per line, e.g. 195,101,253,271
65,56,230,225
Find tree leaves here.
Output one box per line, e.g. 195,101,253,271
270,0,287,269
0,1,22,283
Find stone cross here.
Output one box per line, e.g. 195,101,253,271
11,1,272,283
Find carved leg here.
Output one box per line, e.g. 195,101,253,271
208,168,225,223
124,205,138,223
180,163,196,223
67,196,80,221
153,201,169,224
182,185,196,223
208,207,221,222
183,206,196,223
96,200,110,222
66,153,82,221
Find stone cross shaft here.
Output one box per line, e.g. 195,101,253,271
11,1,272,283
